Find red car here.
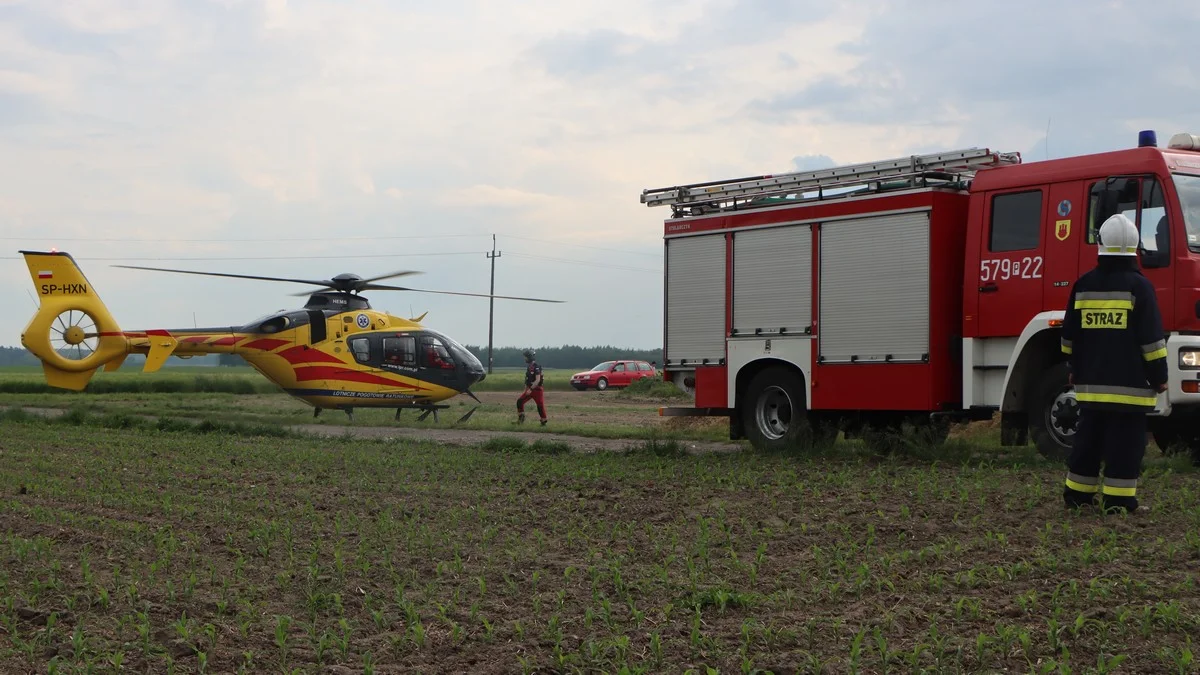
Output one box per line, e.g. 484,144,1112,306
570,360,658,391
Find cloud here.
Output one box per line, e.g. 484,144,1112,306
791,154,838,172
745,0,1200,159
3,0,1200,352
438,185,562,210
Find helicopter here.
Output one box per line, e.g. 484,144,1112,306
17,249,562,423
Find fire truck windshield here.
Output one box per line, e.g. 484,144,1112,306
1173,173,1200,252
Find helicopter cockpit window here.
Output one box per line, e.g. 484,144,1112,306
349,337,371,364
382,336,417,367
420,336,455,370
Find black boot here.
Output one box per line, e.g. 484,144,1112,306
1063,486,1098,510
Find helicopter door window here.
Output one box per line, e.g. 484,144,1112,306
349,337,371,364
382,337,417,367
420,336,455,370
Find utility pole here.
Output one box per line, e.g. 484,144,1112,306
486,234,501,374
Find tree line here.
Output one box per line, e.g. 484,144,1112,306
461,345,663,370
0,347,37,366
0,345,663,370
0,347,228,367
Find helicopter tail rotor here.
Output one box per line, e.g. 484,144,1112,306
19,251,129,390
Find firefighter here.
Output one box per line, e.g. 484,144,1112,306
1060,213,1168,513
516,348,547,426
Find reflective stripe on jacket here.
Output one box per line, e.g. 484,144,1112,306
1060,258,1168,412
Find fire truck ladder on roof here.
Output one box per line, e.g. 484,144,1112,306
641,147,1021,214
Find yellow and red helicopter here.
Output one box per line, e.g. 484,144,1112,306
18,250,561,423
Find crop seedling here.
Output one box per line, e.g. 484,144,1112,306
1,409,1198,671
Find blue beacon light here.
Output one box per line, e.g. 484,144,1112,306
1138,130,1158,147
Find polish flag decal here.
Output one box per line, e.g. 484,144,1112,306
37,270,52,279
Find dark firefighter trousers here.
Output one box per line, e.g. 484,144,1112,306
1064,408,1145,512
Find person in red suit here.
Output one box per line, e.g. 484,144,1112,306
516,348,547,426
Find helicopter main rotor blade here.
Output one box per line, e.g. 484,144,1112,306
362,270,422,283
362,283,564,303
112,265,336,288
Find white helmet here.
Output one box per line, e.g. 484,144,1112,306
1098,213,1139,256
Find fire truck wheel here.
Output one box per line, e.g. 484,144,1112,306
742,366,820,451
1152,427,1180,453
1028,361,1075,461
1152,424,1200,464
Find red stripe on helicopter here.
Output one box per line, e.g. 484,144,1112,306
181,336,210,344
210,336,243,346
242,338,289,351
276,346,346,365
145,329,171,337
293,366,422,390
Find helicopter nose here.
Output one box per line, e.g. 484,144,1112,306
468,360,486,383
462,352,486,384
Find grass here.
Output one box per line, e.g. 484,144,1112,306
0,366,581,394
614,375,692,402
0,404,296,438
0,411,1198,672
474,368,578,392
0,373,729,442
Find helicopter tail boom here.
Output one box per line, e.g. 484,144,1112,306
19,250,129,390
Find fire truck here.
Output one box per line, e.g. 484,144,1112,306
644,132,1200,460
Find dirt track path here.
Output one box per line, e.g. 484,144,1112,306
287,423,745,453
17,406,747,454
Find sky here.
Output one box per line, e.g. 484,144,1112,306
3,0,1200,351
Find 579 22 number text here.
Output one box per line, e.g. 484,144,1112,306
980,256,1043,282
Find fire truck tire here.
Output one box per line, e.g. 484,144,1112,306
1028,361,1074,461
742,366,824,451
1152,427,1180,453
1151,424,1200,464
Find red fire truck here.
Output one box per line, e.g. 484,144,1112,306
644,133,1200,459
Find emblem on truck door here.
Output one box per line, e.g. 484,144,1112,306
1057,199,1072,217
1055,219,1071,241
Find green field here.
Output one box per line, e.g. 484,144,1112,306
0,412,1199,673
0,365,582,394
0,366,709,442
1,370,1199,672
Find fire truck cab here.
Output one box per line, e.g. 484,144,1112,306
645,132,1200,460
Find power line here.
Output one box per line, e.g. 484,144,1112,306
0,231,664,257
0,234,483,243
504,234,660,258
0,251,486,262
506,252,660,273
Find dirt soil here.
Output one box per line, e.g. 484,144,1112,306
287,422,743,454
1,420,1198,674
16,399,746,454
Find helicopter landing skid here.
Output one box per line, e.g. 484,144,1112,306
411,404,478,424
310,403,475,424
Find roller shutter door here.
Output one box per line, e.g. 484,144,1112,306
666,234,726,365
733,225,812,335
818,211,930,363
